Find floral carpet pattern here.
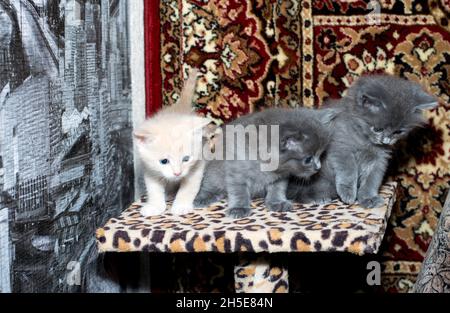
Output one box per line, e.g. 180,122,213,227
156,0,450,292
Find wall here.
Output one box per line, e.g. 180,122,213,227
0,0,135,292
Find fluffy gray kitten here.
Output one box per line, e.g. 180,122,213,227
288,74,438,208
194,108,331,218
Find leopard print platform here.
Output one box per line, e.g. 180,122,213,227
96,182,397,292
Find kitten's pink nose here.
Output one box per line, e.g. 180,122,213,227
174,172,181,177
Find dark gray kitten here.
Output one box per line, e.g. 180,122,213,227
288,74,438,208
194,108,330,218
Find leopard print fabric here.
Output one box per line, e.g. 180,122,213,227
235,255,289,293
96,182,397,256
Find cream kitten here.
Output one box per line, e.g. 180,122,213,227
134,69,212,217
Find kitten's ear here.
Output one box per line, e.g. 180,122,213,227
414,84,439,113
415,101,438,112
414,90,438,112
192,118,220,139
281,134,304,152
356,92,383,112
133,130,151,144
202,122,220,139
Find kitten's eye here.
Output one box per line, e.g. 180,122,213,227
393,130,403,135
304,156,313,165
372,127,384,133
182,156,190,162
160,159,169,165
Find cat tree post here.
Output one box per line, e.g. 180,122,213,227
235,254,289,293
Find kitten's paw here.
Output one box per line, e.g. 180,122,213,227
227,207,251,219
171,202,194,215
310,198,333,205
359,196,384,208
193,196,215,208
141,202,166,217
267,200,293,212
337,186,357,205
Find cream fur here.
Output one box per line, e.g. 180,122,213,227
134,68,212,217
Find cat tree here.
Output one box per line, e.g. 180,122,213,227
96,182,397,292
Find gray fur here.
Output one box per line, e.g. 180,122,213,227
288,74,438,207
194,108,330,218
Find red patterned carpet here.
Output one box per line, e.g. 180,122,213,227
148,0,450,292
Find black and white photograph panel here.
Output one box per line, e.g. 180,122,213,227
0,0,134,293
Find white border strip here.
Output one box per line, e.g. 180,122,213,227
128,0,146,197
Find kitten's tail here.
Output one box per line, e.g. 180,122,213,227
165,67,200,114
